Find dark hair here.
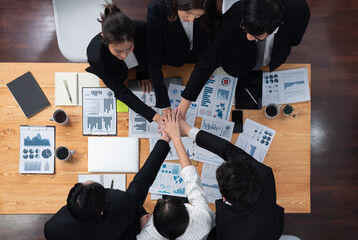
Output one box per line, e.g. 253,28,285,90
153,198,189,240
98,2,134,44
168,0,221,35
242,0,285,36
216,158,262,208
67,182,106,222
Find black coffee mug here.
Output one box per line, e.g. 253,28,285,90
55,146,75,161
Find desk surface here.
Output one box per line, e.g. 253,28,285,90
0,63,310,214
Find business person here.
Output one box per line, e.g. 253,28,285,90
177,117,284,240
178,0,310,116
137,110,215,240
147,0,220,113
44,135,170,240
86,2,161,123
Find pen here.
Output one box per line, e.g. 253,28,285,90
245,88,258,105
111,178,114,189
63,80,73,104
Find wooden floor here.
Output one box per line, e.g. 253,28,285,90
0,0,357,239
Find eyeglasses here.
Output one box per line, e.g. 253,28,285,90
240,19,268,41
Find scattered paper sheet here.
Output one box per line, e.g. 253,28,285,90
129,91,161,138
262,68,310,106
197,68,237,121
194,118,235,165
19,125,55,174
168,83,199,127
78,174,126,191
149,162,186,197
201,163,222,203
235,119,276,163
149,137,194,161
82,88,117,135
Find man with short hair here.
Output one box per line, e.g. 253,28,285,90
44,135,171,240
178,118,284,240
178,0,310,115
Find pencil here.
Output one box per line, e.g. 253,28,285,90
245,88,258,105
110,178,114,189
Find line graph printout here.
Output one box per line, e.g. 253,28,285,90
19,125,55,174
235,119,276,163
149,162,186,197
168,83,199,127
262,68,310,106
149,137,194,160
83,88,117,135
201,163,222,203
129,91,161,138
197,68,237,121
194,118,234,165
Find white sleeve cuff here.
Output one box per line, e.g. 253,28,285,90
188,128,200,141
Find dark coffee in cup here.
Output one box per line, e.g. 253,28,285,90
57,147,69,160
266,105,278,117
54,111,66,123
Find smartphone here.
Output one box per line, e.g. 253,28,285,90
232,110,243,133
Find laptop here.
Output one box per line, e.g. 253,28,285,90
88,137,139,173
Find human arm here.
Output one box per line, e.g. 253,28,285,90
146,3,171,109
126,136,170,206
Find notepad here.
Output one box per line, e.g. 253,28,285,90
55,72,99,106
88,137,139,173
117,100,129,112
7,71,50,118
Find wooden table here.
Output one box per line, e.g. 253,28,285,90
0,63,310,214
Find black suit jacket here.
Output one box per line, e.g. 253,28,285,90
147,0,209,108
86,20,156,122
182,0,310,102
196,130,284,240
44,140,170,240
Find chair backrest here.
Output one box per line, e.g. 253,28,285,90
53,0,105,62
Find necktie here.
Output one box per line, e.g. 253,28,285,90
254,38,267,70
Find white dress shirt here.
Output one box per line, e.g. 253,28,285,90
180,20,194,50
137,165,215,240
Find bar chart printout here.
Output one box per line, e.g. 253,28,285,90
82,88,117,135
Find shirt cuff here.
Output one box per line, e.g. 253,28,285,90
188,128,200,141
180,165,199,182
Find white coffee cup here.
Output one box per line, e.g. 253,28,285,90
55,146,75,161
264,103,280,119
50,109,70,125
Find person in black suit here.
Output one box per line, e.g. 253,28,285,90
178,0,310,116
44,133,170,240
86,3,161,123
177,117,284,240
147,0,220,114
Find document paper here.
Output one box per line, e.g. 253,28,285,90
201,163,222,203
82,87,117,135
168,83,199,127
19,125,55,174
194,118,235,165
149,162,186,197
129,91,161,138
262,68,310,106
149,137,194,161
197,68,237,121
235,119,276,163
78,174,126,191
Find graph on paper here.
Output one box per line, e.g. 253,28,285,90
201,163,222,203
19,125,55,174
129,91,161,138
197,68,237,121
235,119,276,163
194,118,234,165
149,162,186,197
262,68,310,106
83,88,117,135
